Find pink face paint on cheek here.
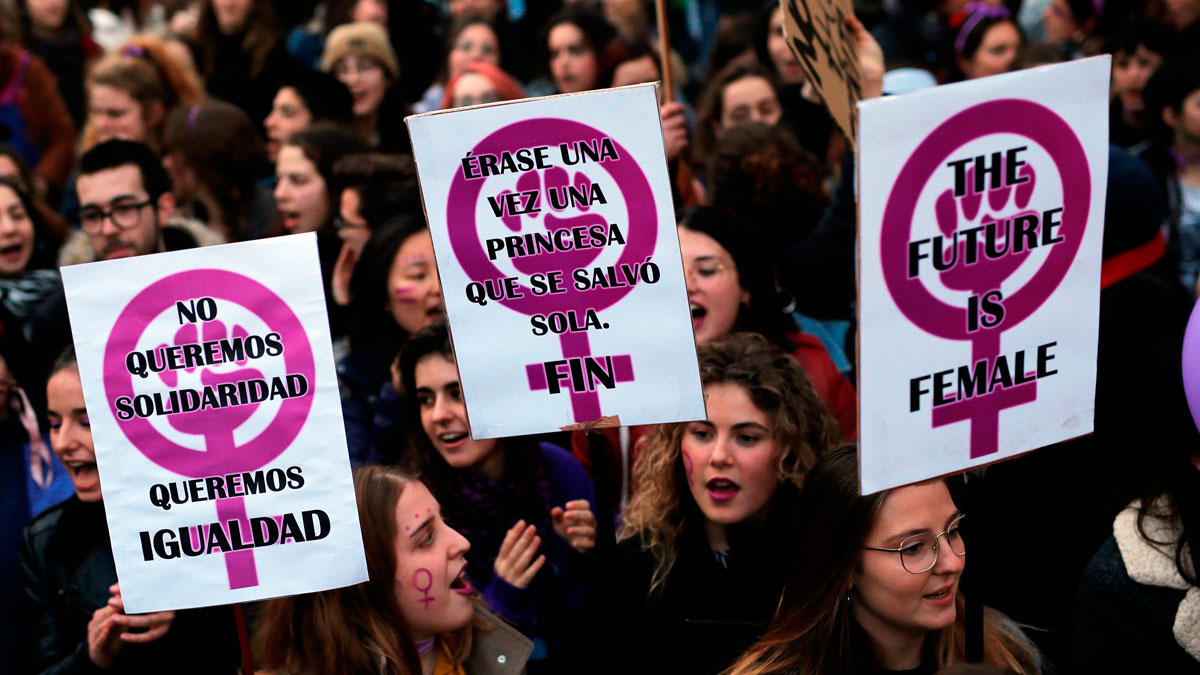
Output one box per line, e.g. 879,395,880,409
392,286,421,304
412,568,435,609
682,450,694,482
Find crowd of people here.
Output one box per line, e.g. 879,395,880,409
0,0,1198,673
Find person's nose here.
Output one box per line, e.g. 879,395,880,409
932,536,966,575
708,434,733,467
0,214,16,235
447,525,470,558
274,181,291,205
430,396,455,425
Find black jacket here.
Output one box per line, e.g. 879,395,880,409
581,484,797,675
20,497,240,675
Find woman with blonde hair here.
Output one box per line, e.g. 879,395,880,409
585,332,841,674
79,35,205,153
254,465,532,674
725,444,1042,675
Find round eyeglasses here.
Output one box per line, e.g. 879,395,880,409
863,514,966,574
79,200,153,235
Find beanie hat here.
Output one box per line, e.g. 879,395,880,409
322,22,399,80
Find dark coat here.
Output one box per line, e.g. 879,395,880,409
20,497,240,674
581,484,797,675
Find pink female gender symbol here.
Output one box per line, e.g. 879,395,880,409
412,568,436,609
103,269,316,589
446,118,658,423
880,100,1091,458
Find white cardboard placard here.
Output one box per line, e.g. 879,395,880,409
61,233,367,612
857,57,1111,494
407,84,705,437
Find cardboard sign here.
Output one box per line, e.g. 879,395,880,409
857,57,1111,494
407,84,705,438
61,234,367,612
780,0,863,144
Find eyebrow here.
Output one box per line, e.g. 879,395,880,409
80,194,142,209
409,515,434,541
731,422,771,433
885,511,964,542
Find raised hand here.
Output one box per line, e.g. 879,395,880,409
551,499,597,553
493,520,546,589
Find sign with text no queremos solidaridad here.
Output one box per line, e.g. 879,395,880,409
857,57,1110,495
407,83,705,438
61,234,367,612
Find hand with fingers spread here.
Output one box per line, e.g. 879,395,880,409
551,499,597,553
493,520,546,589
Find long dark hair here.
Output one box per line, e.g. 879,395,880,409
254,466,476,674
191,0,281,80
346,213,428,358
725,445,1042,675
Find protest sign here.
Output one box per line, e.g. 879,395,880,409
406,84,705,438
857,57,1110,494
61,234,367,612
780,0,863,143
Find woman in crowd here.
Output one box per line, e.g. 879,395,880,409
273,125,368,335
255,465,533,674
414,15,508,113
1107,19,1174,148
20,348,239,673
398,319,596,673
543,6,619,95
586,332,840,674
79,36,206,154
162,101,273,241
1043,0,1104,57
0,179,69,390
679,206,857,439
0,34,75,196
264,70,355,164
340,214,441,465
12,0,102,128
440,61,526,109
951,4,1023,81
753,1,840,169
726,444,1042,675
188,0,290,126
1074,340,1200,672
322,21,409,153
692,62,782,175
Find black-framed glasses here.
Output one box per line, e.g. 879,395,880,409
80,200,153,234
863,514,966,574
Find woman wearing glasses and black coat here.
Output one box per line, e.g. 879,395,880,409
724,444,1042,675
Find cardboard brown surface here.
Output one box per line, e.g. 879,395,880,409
780,0,864,145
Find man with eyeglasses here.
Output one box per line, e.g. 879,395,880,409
64,140,219,264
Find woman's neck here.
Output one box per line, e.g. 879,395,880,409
418,639,437,675
353,112,379,146
704,519,729,551
852,606,926,671
472,447,505,481
31,24,63,41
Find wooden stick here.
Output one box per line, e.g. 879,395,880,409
653,0,674,102
234,603,255,675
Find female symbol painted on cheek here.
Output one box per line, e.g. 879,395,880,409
681,450,694,482
412,568,435,609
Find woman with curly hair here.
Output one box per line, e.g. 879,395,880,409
725,445,1041,675
584,332,841,675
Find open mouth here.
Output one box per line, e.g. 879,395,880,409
0,243,23,258
923,586,955,604
64,460,99,489
426,305,444,320
438,432,468,448
690,302,707,326
280,211,301,230
706,477,739,501
449,564,473,595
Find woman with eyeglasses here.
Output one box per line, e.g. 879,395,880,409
584,332,841,675
725,444,1042,675
322,22,409,154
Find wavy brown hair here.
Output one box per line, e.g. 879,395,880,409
254,466,477,674
725,445,1041,675
191,0,280,81
620,332,840,592
81,36,206,153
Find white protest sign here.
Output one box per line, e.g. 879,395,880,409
407,84,705,437
857,57,1110,494
61,234,367,612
